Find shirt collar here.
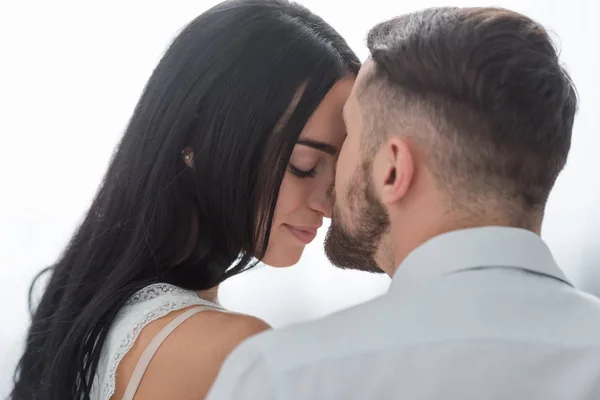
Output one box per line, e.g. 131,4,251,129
390,226,572,293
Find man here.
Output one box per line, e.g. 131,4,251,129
208,7,600,399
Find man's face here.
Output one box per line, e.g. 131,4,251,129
324,66,389,273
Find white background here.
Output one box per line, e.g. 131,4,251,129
0,0,598,395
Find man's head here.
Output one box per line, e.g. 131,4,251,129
325,7,578,274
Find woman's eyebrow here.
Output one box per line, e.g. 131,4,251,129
296,138,337,155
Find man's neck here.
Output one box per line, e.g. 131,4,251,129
387,210,542,276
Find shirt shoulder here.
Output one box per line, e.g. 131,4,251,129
243,277,600,372
238,293,398,371
208,276,600,400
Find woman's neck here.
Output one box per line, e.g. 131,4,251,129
196,285,219,304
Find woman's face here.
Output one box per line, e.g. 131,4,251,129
262,77,355,267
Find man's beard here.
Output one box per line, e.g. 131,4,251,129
324,165,389,273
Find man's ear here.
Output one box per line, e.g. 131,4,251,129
379,137,414,205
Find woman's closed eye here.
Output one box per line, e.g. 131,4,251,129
289,164,317,179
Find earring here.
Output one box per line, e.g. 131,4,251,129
181,148,193,167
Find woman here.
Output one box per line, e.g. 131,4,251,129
11,0,359,399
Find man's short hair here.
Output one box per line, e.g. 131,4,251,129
360,7,577,211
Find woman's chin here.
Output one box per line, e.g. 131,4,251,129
261,249,304,268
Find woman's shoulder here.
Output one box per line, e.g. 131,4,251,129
104,283,270,399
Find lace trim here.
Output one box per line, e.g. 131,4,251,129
125,283,194,305
98,283,223,400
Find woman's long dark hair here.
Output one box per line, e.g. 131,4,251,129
12,1,359,398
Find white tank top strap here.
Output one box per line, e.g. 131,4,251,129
122,304,223,400
91,283,226,400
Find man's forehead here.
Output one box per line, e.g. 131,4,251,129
349,59,376,111
342,88,356,121
356,59,376,86
341,60,375,123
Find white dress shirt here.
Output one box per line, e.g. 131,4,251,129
208,227,600,400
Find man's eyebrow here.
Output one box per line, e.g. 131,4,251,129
296,139,338,155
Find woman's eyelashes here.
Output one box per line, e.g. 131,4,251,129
289,164,317,179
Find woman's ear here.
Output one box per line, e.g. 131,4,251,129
181,147,194,168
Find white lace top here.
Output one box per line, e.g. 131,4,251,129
90,283,225,400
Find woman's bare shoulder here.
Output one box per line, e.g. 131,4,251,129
112,306,271,400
